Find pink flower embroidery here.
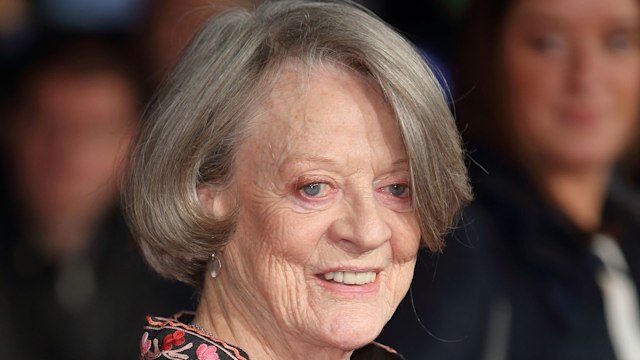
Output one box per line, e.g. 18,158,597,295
196,344,220,360
140,332,152,356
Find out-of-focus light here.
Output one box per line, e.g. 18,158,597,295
39,0,147,31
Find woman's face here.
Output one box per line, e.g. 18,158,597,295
501,0,640,171
220,63,420,350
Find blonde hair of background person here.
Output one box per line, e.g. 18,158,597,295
124,0,471,359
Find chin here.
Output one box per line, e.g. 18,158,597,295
319,309,388,350
544,144,622,172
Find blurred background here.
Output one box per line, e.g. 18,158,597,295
0,0,639,359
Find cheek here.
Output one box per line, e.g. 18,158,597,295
235,201,332,302
384,214,420,309
612,65,640,127
230,205,312,311
499,10,569,110
504,51,558,120
256,207,331,263
390,214,421,263
613,81,640,154
502,45,563,152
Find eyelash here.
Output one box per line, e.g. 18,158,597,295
530,35,564,54
295,177,336,200
606,32,636,52
292,177,411,211
299,182,332,198
380,183,411,198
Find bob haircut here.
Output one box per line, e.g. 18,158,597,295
124,0,472,286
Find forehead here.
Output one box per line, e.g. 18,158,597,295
23,71,137,128
507,0,639,28
242,62,406,170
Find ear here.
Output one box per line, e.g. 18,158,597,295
197,185,234,218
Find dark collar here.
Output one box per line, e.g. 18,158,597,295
141,312,404,359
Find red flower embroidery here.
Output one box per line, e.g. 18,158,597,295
161,330,186,351
196,344,220,360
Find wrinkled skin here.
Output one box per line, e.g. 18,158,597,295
196,62,421,359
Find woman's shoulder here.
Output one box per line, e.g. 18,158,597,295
140,312,250,360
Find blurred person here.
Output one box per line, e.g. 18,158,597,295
0,34,193,360
124,0,471,359
138,0,252,86
379,0,640,359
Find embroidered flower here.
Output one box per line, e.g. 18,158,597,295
140,332,152,356
161,330,186,351
140,334,162,360
196,344,220,360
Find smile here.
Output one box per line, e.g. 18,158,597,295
322,271,377,285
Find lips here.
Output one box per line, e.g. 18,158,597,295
322,271,377,285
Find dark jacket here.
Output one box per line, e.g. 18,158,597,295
378,148,640,360
0,208,195,360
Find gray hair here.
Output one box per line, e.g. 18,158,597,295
124,0,472,286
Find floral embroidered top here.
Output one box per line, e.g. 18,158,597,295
140,312,404,360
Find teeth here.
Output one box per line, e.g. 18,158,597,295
334,271,343,283
323,271,376,285
344,272,356,284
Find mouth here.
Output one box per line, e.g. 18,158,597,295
559,108,601,127
321,271,377,285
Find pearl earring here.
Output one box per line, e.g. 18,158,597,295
208,252,222,278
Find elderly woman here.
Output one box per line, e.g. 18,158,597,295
124,1,471,359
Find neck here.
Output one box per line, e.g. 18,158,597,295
534,165,610,232
194,276,353,360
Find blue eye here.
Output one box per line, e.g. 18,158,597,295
302,183,323,197
388,184,409,197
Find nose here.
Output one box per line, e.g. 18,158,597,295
328,191,392,253
568,44,601,95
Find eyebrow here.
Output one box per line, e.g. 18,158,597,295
391,158,410,167
277,155,337,175
516,12,565,27
515,11,640,30
278,155,409,174
280,155,339,168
